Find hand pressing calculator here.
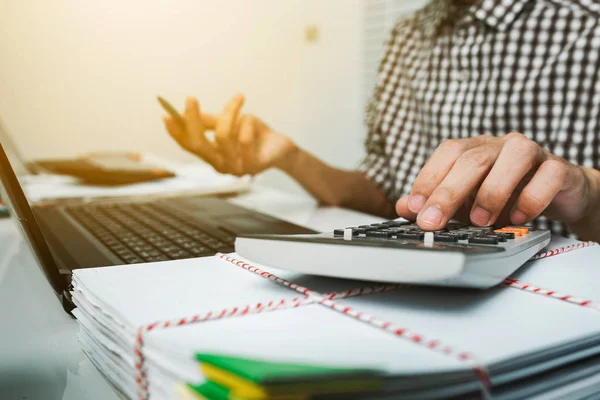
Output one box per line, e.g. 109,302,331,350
235,221,551,289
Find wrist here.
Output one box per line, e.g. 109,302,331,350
583,167,600,218
273,139,301,174
571,167,600,241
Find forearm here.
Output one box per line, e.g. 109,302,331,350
570,167,600,242
277,145,396,218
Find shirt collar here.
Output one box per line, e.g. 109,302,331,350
469,0,531,31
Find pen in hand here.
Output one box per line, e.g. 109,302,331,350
157,96,185,126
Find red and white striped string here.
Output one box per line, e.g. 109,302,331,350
217,253,492,396
133,297,311,398
133,274,400,399
527,241,597,261
133,241,598,399
313,297,492,396
503,278,600,312
503,241,600,309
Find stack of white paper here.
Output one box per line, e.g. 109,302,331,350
71,239,600,399
21,156,249,202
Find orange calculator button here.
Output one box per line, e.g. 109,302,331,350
498,228,523,236
508,227,529,235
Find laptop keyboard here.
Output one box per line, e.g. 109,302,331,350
66,202,235,264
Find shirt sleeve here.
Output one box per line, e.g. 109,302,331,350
358,20,406,199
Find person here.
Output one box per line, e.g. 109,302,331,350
163,0,600,242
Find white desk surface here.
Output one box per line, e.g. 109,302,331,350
0,186,381,400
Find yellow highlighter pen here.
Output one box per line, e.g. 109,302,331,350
157,96,185,126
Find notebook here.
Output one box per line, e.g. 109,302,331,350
21,156,250,202
71,237,600,399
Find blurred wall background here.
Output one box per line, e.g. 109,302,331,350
0,0,426,196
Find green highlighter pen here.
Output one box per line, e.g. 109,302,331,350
157,96,185,126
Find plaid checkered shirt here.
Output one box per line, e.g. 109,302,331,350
360,0,600,236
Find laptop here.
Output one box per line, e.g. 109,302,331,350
0,140,314,314
0,116,32,176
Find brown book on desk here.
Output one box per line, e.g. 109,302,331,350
31,153,175,186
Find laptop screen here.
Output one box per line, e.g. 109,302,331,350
0,117,30,176
0,141,65,298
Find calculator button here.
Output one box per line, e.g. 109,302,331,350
358,225,377,231
366,230,392,238
469,236,499,245
383,221,410,227
434,234,459,242
369,224,388,229
447,232,469,240
508,226,529,233
498,228,523,237
342,228,363,235
497,231,515,239
484,233,506,242
335,228,363,236
396,232,425,240
456,230,477,238
446,223,468,230
468,227,492,233
388,229,411,235
504,231,522,237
